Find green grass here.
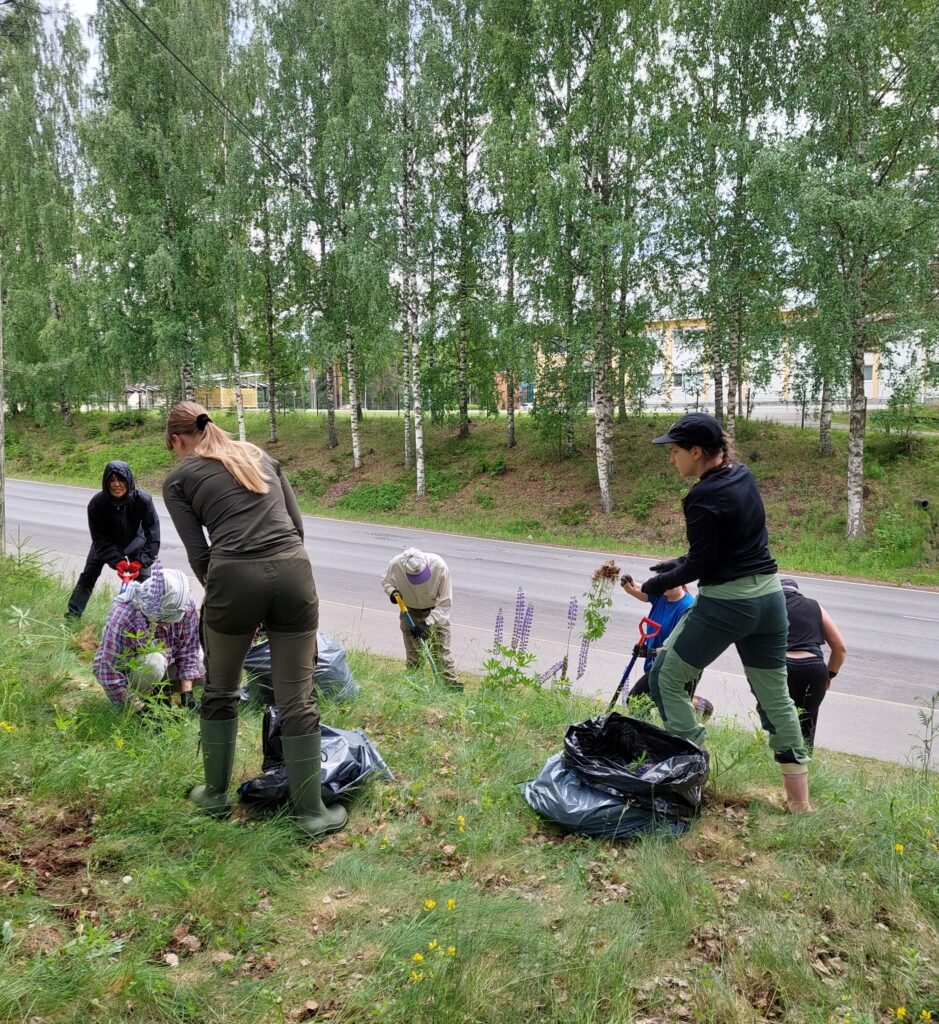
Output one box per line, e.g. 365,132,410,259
0,555,938,1023
5,408,939,586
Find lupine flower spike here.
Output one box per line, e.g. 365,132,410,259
577,637,591,680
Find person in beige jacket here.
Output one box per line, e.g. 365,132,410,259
382,547,460,690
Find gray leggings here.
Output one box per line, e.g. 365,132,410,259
200,546,320,736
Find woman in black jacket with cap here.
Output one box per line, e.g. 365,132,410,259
642,413,812,812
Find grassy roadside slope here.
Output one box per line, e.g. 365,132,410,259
1,555,938,1023
5,409,939,586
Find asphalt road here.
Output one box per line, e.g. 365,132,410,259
5,477,939,768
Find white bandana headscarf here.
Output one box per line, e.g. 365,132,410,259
116,562,190,623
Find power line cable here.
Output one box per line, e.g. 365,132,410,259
106,0,317,204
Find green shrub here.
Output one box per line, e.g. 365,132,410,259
288,468,327,499
630,478,663,521
107,412,146,432
425,468,464,500
475,489,495,509
557,501,589,527
336,482,408,513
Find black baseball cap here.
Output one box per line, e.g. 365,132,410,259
780,578,800,591
651,412,724,448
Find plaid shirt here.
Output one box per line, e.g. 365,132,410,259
92,598,203,704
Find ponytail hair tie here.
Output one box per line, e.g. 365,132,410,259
195,413,211,431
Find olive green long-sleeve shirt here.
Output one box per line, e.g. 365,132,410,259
163,452,304,584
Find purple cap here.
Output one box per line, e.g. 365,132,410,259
404,548,431,584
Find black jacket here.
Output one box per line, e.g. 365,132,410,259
87,461,161,568
643,462,777,598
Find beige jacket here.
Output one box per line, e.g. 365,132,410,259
382,551,452,627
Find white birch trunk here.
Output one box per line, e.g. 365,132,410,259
594,342,614,515
846,342,867,538
346,324,362,470
411,314,426,500
402,328,412,472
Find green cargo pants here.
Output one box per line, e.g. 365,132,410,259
648,584,809,766
200,544,321,737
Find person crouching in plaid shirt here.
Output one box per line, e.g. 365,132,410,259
93,563,204,709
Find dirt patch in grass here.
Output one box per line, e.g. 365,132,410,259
0,801,95,909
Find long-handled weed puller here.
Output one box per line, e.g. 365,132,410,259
606,615,662,713
392,591,444,685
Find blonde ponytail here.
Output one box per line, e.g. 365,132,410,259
166,401,270,494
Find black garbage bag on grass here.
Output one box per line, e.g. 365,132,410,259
522,753,691,839
243,632,360,703
562,713,708,822
521,713,707,839
238,708,393,807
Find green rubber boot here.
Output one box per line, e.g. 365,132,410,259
189,717,238,816
282,731,348,839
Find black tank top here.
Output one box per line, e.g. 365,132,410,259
785,591,824,657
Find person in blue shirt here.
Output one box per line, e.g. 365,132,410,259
620,575,712,719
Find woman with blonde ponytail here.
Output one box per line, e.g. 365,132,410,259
163,401,347,839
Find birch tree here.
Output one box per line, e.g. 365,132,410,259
781,0,939,537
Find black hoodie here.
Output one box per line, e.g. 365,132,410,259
86,460,161,568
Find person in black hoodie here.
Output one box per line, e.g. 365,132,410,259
65,460,161,620
641,413,811,812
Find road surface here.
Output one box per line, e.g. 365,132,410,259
5,477,938,768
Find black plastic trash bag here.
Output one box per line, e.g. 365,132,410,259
238,710,392,807
521,754,690,839
244,632,360,704
562,713,708,822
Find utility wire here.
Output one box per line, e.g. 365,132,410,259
106,0,317,204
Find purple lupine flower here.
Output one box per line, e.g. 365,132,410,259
537,659,565,686
494,608,504,648
576,636,591,680
510,588,526,651
518,604,534,654
567,596,578,630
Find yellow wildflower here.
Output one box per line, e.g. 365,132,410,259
925,828,933,838
115,736,125,749
409,970,424,983
448,946,456,956
920,1013,932,1022
931,844,938,853
447,898,456,911
0,721,16,732
427,940,438,951
457,815,465,833
411,952,424,963
895,1010,907,1021
895,843,905,855
423,899,436,911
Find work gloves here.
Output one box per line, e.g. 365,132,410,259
389,589,402,605
649,558,681,574
115,558,143,580
410,621,430,642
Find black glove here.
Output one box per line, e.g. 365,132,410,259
180,690,197,712
410,621,430,641
649,559,681,574
389,589,402,605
